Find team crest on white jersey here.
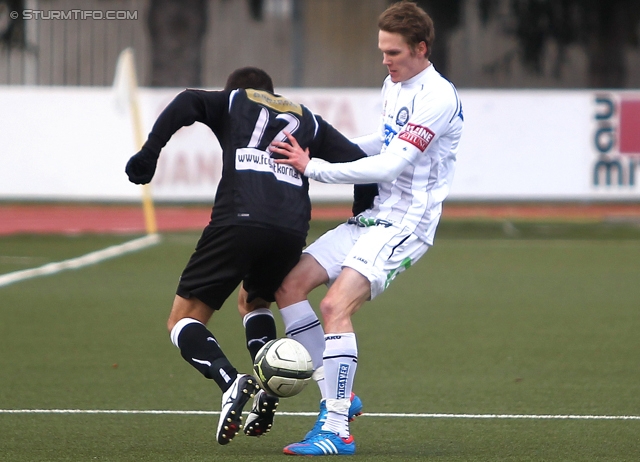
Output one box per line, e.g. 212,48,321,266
396,107,409,127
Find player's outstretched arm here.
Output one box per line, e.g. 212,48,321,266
125,89,222,185
273,131,411,185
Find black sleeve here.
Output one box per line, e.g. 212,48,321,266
142,89,228,156
310,116,378,216
309,116,367,163
352,183,379,215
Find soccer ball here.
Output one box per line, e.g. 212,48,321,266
253,338,313,398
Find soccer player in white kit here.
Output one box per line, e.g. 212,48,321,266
271,1,464,456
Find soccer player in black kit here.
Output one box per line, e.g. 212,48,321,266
125,67,375,446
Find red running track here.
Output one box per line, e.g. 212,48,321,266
0,204,354,235
1,203,639,235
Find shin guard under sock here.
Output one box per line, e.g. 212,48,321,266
170,318,238,392
243,308,277,362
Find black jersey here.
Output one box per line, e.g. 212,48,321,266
141,88,371,236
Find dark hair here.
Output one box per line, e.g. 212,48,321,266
224,67,274,93
378,1,434,58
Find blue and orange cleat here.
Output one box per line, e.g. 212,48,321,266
283,430,356,456
303,392,363,441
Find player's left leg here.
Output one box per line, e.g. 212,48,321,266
284,225,427,455
168,224,253,395
312,224,428,441
168,295,238,391
276,254,330,397
283,268,369,456
167,295,260,445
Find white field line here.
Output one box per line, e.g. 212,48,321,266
0,234,161,288
0,409,639,420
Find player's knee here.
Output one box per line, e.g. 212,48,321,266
318,296,343,324
167,298,185,332
275,277,305,307
274,283,289,305
167,304,184,332
167,315,178,333
167,295,212,332
240,297,271,317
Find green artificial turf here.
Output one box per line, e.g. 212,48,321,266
0,220,639,461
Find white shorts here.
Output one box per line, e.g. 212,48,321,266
304,220,430,299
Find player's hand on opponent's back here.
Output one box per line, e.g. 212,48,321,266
270,131,311,174
125,148,158,184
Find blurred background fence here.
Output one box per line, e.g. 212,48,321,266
2,0,640,89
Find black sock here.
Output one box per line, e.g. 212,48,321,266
174,321,238,392
244,309,277,362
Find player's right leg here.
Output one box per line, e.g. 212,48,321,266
303,392,363,441
238,228,307,438
239,291,280,437
238,289,275,360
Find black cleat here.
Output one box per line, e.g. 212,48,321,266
244,389,280,437
216,374,259,445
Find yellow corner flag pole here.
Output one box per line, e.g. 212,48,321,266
116,48,158,235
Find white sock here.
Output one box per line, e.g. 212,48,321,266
312,366,327,400
321,332,357,438
280,300,327,398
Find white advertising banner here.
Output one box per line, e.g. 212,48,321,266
0,87,139,201
0,86,638,202
452,90,640,200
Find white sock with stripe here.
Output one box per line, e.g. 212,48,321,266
322,332,357,438
280,300,327,398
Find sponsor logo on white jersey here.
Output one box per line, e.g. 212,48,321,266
383,124,398,147
398,123,435,151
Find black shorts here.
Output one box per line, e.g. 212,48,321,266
176,225,306,311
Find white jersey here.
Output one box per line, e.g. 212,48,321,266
307,64,463,245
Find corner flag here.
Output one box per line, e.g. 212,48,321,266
114,47,158,235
